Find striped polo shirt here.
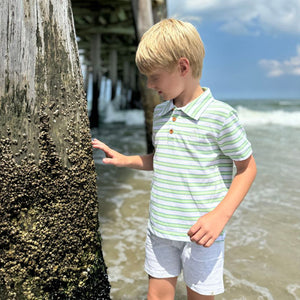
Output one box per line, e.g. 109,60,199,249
149,87,252,242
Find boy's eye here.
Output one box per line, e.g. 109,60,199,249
150,76,159,82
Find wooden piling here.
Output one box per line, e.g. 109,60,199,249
0,1,110,297
89,33,101,128
131,0,166,153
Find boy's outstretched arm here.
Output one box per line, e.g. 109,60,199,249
188,155,257,247
92,138,154,171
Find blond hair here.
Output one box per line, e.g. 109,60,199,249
135,18,205,79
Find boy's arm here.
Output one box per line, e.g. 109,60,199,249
92,139,154,171
188,154,257,247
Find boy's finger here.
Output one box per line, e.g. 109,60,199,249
188,225,207,243
187,222,200,237
203,238,214,248
103,157,115,165
92,140,110,152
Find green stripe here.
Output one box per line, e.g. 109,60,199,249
155,136,216,147
154,118,221,132
155,177,225,187
157,152,218,162
221,138,249,150
199,117,224,126
206,110,229,118
151,216,191,229
155,125,218,135
151,200,212,213
152,184,227,197
156,143,218,153
154,168,232,178
218,124,243,141
222,116,238,130
155,160,232,170
151,209,200,221
152,190,225,204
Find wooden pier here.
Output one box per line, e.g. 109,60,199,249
71,0,167,139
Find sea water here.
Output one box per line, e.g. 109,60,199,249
92,99,300,300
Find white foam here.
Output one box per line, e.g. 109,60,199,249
237,106,300,128
133,170,153,181
102,102,145,125
108,194,125,209
104,240,135,284
287,284,300,300
224,269,275,300
116,183,133,191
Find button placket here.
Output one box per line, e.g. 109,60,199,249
169,109,177,135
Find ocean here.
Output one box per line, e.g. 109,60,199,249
92,98,300,300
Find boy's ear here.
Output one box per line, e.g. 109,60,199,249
178,57,190,76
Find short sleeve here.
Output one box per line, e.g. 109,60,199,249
217,109,252,161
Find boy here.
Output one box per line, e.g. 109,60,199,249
92,19,256,300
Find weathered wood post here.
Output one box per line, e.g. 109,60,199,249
89,33,101,128
131,0,166,153
122,60,130,108
0,0,110,298
109,48,118,101
129,63,140,108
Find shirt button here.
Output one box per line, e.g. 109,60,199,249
172,116,177,122
169,129,174,134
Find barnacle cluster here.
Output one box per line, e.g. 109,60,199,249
0,97,110,299
0,96,110,299
1,62,110,299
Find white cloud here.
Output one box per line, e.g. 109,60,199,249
259,45,300,77
167,0,300,35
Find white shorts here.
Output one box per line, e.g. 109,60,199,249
145,230,224,296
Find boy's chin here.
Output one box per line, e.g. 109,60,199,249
160,94,171,101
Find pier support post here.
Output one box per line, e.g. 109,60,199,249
131,0,165,153
89,33,101,128
0,0,110,298
109,48,118,101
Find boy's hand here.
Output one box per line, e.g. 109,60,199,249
188,155,256,248
92,139,127,167
187,210,228,248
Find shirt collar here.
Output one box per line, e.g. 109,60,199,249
158,87,214,120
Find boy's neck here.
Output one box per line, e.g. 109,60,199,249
173,83,204,108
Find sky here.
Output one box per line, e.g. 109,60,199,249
167,0,300,100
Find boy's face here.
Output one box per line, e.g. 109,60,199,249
145,66,185,101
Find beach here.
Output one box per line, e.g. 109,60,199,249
92,99,300,299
